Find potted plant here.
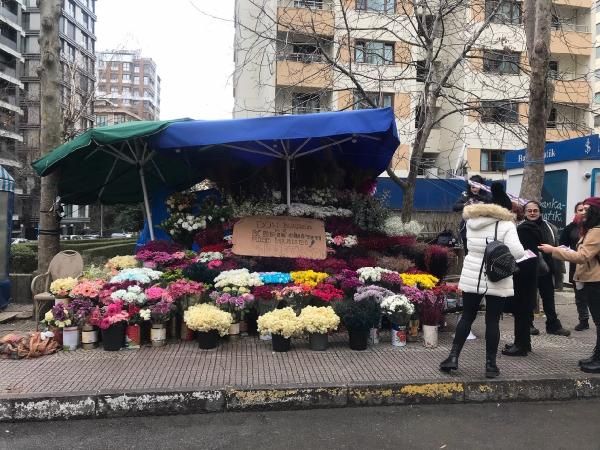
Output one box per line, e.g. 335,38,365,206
67,298,96,351
420,286,451,348
126,305,150,348
166,279,205,340
183,303,233,349
92,302,129,351
335,298,380,350
210,290,255,337
380,294,415,347
257,307,301,352
149,301,173,347
353,285,394,344
298,306,340,351
49,277,78,305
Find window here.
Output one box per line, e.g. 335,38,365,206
287,43,323,62
123,87,131,95
67,44,76,61
133,76,140,84
595,115,600,127
134,65,140,73
547,107,557,128
110,86,119,94
355,41,394,65
143,76,149,85
596,46,600,59
67,0,76,17
416,60,428,82
81,12,89,30
549,60,558,79
96,115,107,127
486,0,521,24
480,149,507,172
353,91,393,109
123,99,131,105
483,50,520,75
480,100,519,123
79,75,89,92
67,20,76,39
292,93,322,114
294,0,324,8
123,74,131,82
356,0,395,13
417,15,435,38
123,63,131,72
595,92,600,103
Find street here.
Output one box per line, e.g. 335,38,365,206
2,399,600,450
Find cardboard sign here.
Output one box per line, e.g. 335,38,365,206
232,216,326,260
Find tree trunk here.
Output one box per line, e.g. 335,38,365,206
520,0,552,202
37,0,63,272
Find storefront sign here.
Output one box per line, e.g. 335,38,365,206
232,216,326,259
540,169,568,228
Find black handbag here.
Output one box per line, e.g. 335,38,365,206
537,256,550,276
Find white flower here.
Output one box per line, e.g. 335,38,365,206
214,269,263,288
139,309,151,321
356,267,394,283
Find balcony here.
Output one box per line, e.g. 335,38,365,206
277,52,325,63
546,122,590,141
550,26,591,55
277,5,334,36
0,34,17,51
276,60,332,88
552,0,591,8
279,106,331,115
553,79,590,104
0,5,18,25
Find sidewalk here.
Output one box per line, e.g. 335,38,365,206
1,291,599,421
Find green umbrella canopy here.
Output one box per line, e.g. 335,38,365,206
31,119,200,205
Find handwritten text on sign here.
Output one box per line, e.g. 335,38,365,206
232,216,327,259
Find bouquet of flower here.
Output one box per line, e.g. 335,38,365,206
259,272,292,284
150,300,174,324
334,297,380,331
418,289,446,326
166,279,204,301
110,268,163,285
144,285,172,303
49,277,78,298
400,285,427,306
209,291,255,316
42,304,73,328
380,294,415,326
356,267,394,283
298,306,340,335
257,307,301,338
184,303,233,336
111,285,148,305
90,301,129,330
105,255,138,273
196,252,223,264
290,270,329,288
166,191,196,213
354,285,394,303
252,285,280,315
69,298,95,326
81,264,110,280
325,233,358,248
199,195,233,226
135,250,189,270
310,283,344,303
273,284,312,312
377,272,404,292
127,304,151,325
70,279,105,300
399,273,439,290
213,268,263,289
161,213,207,247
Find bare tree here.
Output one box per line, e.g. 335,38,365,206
37,0,63,272
231,0,596,219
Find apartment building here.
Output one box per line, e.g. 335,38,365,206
19,0,97,237
234,0,594,181
0,1,24,234
96,49,161,121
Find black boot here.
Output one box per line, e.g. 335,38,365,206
580,350,600,373
485,354,500,378
574,320,590,331
440,343,462,373
502,344,529,356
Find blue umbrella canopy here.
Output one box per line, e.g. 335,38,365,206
152,108,400,204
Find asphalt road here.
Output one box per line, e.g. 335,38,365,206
2,399,600,450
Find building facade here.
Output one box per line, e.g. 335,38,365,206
20,0,97,237
96,49,161,122
233,0,594,182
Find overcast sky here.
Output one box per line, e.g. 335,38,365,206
95,0,235,120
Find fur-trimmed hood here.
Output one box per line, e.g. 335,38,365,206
463,203,515,231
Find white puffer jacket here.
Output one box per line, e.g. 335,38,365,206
458,203,525,297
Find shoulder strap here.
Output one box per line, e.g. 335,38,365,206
494,221,499,240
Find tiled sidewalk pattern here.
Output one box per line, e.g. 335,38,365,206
0,293,598,396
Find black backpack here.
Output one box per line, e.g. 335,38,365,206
477,222,517,290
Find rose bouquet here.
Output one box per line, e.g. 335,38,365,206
70,279,105,300
166,279,204,301
257,307,301,339
184,303,233,336
49,277,78,298
380,294,415,326
144,285,172,303
273,284,312,313
298,306,340,335
90,301,129,330
310,283,344,304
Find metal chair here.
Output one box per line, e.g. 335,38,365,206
31,250,84,329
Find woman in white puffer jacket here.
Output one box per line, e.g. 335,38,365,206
440,183,525,378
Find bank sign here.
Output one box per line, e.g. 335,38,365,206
505,134,600,169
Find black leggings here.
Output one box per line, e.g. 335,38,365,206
455,292,506,356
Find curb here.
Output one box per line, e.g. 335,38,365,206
2,377,600,422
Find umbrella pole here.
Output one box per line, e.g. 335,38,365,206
286,157,291,207
139,166,155,241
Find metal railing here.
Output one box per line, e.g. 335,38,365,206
0,64,17,78
277,52,325,63
0,6,18,24
0,34,17,51
292,0,327,9
279,106,331,114
552,22,590,33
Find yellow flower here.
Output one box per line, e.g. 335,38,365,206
399,273,439,290
290,270,329,288
257,307,301,338
184,304,233,337
44,311,54,322
49,277,78,296
298,306,340,334
105,255,138,271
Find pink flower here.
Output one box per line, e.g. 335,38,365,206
207,260,223,269
145,286,167,302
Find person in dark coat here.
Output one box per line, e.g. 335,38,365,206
559,201,589,331
503,212,543,356
523,200,570,336
453,175,491,255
